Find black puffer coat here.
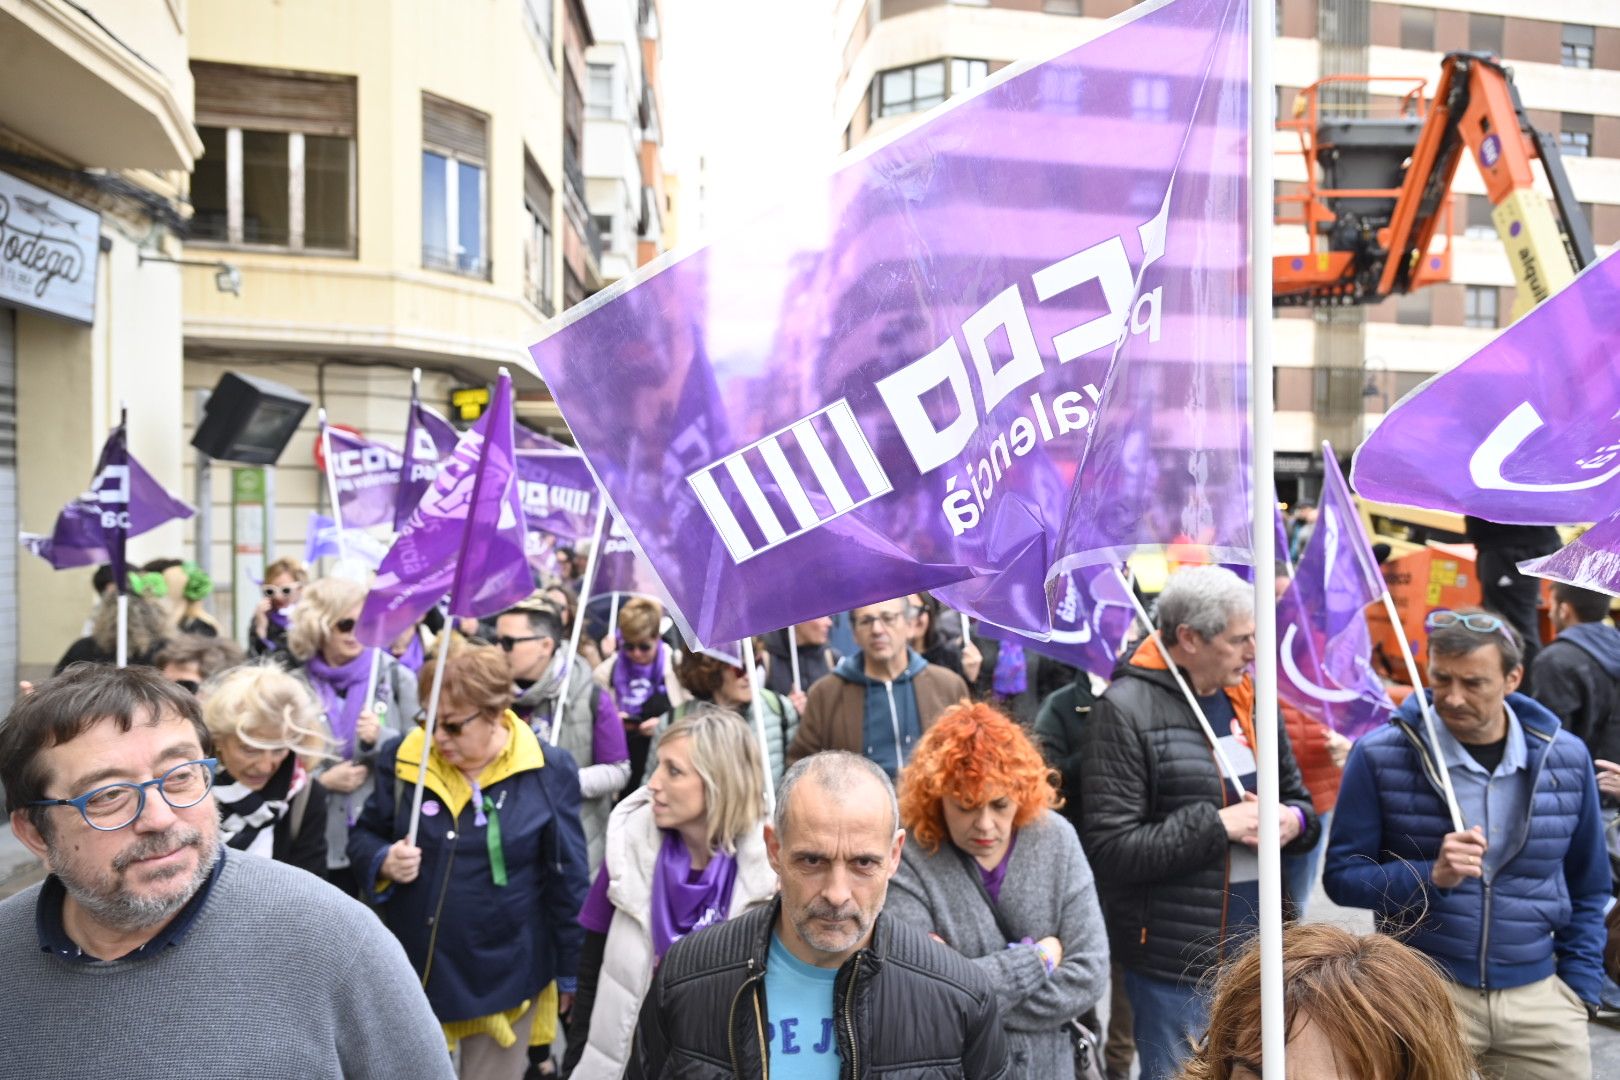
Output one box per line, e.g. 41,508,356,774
1078,663,1319,985
626,898,1009,1079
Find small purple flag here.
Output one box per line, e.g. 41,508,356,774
976,564,1137,680
22,422,192,588
514,424,573,453
324,424,404,530
1353,252,1620,525
515,451,600,543
394,397,461,532
530,0,1249,647
1517,515,1620,597
357,373,533,648
304,512,387,570
590,512,670,604
1277,444,1395,739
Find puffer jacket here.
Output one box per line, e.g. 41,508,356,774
625,899,1010,1080
1323,691,1611,1004
1078,661,1319,985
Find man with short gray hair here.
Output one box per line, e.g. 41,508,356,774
627,751,1008,1079
1079,565,1319,1080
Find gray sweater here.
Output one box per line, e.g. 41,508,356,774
0,848,455,1080
886,809,1109,1080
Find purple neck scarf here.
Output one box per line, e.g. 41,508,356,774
977,830,1019,905
306,648,376,756
392,632,425,673
612,639,666,715
650,829,737,960
268,607,291,630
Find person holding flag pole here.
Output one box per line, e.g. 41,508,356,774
548,500,610,744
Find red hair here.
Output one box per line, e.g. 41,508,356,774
898,701,1060,852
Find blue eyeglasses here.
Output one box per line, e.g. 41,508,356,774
30,758,219,832
1424,610,1515,643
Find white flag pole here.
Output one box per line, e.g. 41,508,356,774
116,595,129,669
1111,566,1246,795
788,624,802,694
744,638,776,814
116,401,129,669
552,499,609,745
1380,592,1465,831
317,408,350,568
406,625,452,846
1250,0,1285,1073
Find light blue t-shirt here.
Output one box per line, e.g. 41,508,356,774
764,932,840,1078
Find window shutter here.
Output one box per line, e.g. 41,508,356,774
525,154,554,214
423,94,488,164
193,62,356,137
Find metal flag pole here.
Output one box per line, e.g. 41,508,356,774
1250,0,1285,1073
1111,566,1246,795
608,591,622,643
1380,592,1465,830
406,624,452,846
116,402,129,669
317,408,351,568
743,637,776,814
788,624,802,694
552,499,609,745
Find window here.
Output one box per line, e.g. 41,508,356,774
189,63,356,253
1559,113,1593,158
593,214,615,247
1464,285,1498,329
951,59,989,97
1468,14,1503,56
1394,289,1431,326
878,61,945,118
1131,76,1172,123
1399,7,1434,51
524,153,554,317
422,94,490,278
1464,195,1496,240
1043,0,1082,13
523,0,554,62
587,63,614,120
1562,24,1594,69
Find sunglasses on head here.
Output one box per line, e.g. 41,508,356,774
263,585,297,599
1424,609,1514,641
334,617,358,634
416,711,480,738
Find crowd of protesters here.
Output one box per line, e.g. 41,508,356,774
3,525,1620,1080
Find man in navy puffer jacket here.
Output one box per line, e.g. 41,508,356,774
1325,608,1610,1080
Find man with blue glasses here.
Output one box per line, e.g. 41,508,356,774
1325,606,1610,1080
0,665,454,1079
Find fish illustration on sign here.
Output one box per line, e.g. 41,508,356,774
14,195,80,233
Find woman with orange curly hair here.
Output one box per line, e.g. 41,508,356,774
888,701,1109,1080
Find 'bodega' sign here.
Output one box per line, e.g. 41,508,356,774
0,170,99,324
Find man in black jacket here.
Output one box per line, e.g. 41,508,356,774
1531,582,1620,768
626,751,1008,1079
1079,566,1319,1080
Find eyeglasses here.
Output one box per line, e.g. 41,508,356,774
853,611,909,631
1425,610,1515,642
333,617,358,634
497,634,545,652
416,711,481,738
621,639,657,654
262,585,296,599
31,758,219,832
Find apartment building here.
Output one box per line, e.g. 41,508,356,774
584,0,668,283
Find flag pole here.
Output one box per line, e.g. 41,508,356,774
406,624,452,846
1112,566,1246,794
317,408,350,569
787,624,802,694
744,637,776,813
1380,592,1465,831
1249,0,1285,1073
552,498,609,745
394,368,423,532
116,402,129,669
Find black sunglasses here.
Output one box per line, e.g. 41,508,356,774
621,639,657,654
498,634,544,652
416,711,480,737
334,617,358,634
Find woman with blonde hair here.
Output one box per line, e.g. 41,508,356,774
200,663,333,876
283,575,418,894
1178,924,1476,1080
888,700,1109,1080
563,702,776,1078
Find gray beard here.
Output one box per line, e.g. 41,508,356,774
57,827,223,934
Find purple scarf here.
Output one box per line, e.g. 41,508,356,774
611,639,666,715
650,830,738,960
392,632,425,673
268,607,291,630
305,648,376,757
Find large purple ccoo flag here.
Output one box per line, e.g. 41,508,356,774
394,398,461,531
1353,252,1620,525
324,424,405,530
976,564,1138,680
515,450,600,578
531,0,1250,647
1277,444,1395,739
22,422,193,587
357,373,533,648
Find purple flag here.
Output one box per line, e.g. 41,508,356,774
303,512,388,570
531,0,1249,647
357,373,533,647
1517,515,1620,597
1277,444,1395,739
514,424,573,453
324,424,404,530
590,512,670,604
515,451,600,543
394,398,461,531
22,423,193,588
976,564,1137,680
1353,252,1620,525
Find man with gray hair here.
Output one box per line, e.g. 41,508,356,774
1079,565,1319,1080
627,750,1009,1079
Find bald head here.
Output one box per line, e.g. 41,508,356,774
775,751,898,840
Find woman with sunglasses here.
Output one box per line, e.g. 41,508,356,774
200,662,333,876
593,598,689,799
248,557,307,657
562,703,774,1079
282,576,419,895
350,640,589,1080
